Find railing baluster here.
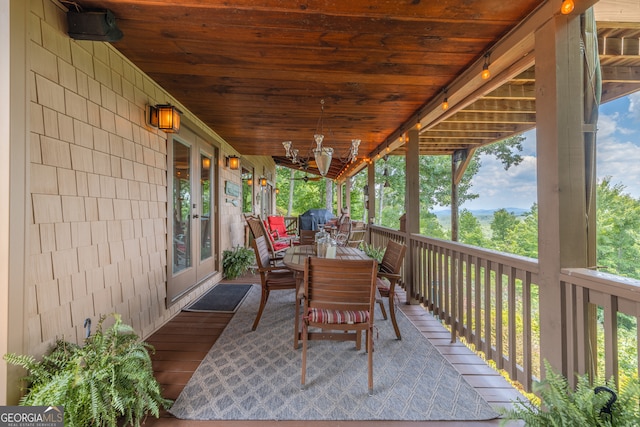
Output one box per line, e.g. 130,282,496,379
496,263,504,370
507,267,517,380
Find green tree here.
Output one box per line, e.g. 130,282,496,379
459,209,487,246
275,167,328,216
477,136,524,170
421,211,447,239
596,177,640,279
490,208,520,249
502,204,538,258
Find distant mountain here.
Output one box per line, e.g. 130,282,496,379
432,208,528,218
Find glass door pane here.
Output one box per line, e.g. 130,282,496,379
173,141,192,274
200,153,212,261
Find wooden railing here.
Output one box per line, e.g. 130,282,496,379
284,216,298,235
560,268,640,388
368,225,640,393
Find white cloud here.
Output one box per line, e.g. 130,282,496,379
597,113,620,138
598,136,640,199
457,95,640,211
461,133,538,210
626,92,640,122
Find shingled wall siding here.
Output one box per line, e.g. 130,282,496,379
26,0,251,355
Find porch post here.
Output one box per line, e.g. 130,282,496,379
1,0,28,405
367,161,375,225
345,177,352,213
405,128,420,302
535,13,588,378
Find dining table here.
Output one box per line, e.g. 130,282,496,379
283,244,373,349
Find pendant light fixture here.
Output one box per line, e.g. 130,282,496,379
282,99,360,177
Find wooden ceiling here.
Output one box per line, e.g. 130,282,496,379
70,0,640,179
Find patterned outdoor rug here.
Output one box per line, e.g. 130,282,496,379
169,285,499,421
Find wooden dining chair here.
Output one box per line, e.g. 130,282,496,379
334,220,352,246
300,257,378,395
346,227,366,248
376,240,407,340
250,235,297,330
246,215,288,264
298,229,316,245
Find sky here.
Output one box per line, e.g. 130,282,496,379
460,92,640,211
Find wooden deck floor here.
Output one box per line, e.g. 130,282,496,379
144,275,525,426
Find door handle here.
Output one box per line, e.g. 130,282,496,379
193,214,200,219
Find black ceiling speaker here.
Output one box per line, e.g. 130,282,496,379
67,9,123,42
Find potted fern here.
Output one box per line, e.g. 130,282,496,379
500,360,640,426
4,314,172,427
222,245,255,279
361,242,385,263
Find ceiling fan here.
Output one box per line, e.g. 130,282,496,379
292,174,323,183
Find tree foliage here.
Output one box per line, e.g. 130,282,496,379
596,177,640,278
459,209,487,246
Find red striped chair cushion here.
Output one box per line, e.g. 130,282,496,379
306,308,369,324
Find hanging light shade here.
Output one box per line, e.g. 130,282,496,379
313,134,333,176
281,99,359,177
314,147,333,176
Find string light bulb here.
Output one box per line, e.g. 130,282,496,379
441,89,449,111
481,53,491,80
561,0,574,14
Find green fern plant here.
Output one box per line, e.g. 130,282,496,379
4,314,172,427
361,242,385,263
500,360,640,426
223,245,255,279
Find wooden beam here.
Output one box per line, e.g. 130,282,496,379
453,148,477,185
601,65,640,82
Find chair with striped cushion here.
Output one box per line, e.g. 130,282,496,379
376,240,407,340
300,257,378,395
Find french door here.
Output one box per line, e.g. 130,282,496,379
167,128,218,304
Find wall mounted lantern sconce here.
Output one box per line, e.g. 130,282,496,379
260,177,268,187
148,104,181,133
275,188,280,195
225,155,240,170
246,178,253,186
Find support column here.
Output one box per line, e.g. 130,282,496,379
367,161,375,225
405,128,420,303
345,177,352,214
406,129,420,235
2,0,28,405
451,157,459,242
535,13,588,378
